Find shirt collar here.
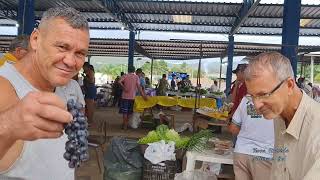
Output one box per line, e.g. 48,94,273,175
285,91,308,140
4,52,18,63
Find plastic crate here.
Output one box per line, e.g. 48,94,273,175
143,159,177,180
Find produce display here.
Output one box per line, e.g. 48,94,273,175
199,88,207,95
138,125,213,151
180,86,191,94
63,99,89,168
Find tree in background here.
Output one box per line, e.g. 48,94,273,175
98,64,128,79
297,64,320,83
141,60,169,77
170,62,206,78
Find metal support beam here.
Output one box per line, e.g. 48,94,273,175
134,43,153,59
281,0,301,78
226,35,234,95
128,31,135,70
229,0,261,36
87,56,91,64
219,57,223,90
102,0,152,65
18,0,35,35
311,56,314,83
104,0,134,31
150,58,154,86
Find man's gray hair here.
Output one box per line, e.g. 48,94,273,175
39,7,88,30
244,52,294,81
9,35,29,52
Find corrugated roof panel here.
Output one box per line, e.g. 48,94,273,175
134,23,231,33
89,22,123,29
238,27,282,35
300,28,320,36
127,13,234,26
243,17,282,28
301,5,320,18
84,13,115,21
250,4,283,17
302,19,320,28
34,0,104,11
118,1,241,16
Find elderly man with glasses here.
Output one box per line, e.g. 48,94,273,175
244,52,320,180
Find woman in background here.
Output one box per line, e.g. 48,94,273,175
83,62,97,124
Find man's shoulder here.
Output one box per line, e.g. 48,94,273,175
0,76,19,110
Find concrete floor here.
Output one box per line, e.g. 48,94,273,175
75,106,232,180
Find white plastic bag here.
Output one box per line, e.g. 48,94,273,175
176,123,193,133
144,140,176,165
174,170,217,180
129,112,141,129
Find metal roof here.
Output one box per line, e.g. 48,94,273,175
1,35,319,61
0,0,320,36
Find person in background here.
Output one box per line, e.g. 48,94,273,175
210,80,219,92
228,60,248,119
145,77,151,88
228,97,274,180
297,77,313,97
177,77,182,90
82,62,97,124
136,68,146,92
0,35,30,66
112,76,121,106
119,66,147,130
245,52,320,180
0,7,89,179
118,71,125,107
185,75,192,87
171,74,176,90
157,74,169,96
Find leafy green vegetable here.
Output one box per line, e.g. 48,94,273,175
138,125,213,152
138,130,160,144
156,124,169,140
175,137,190,149
165,129,180,142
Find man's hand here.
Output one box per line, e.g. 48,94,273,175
1,91,72,141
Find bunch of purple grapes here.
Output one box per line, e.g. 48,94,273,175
63,99,89,168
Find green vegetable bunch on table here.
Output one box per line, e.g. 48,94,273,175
138,124,213,151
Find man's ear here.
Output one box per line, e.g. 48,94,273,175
29,29,39,51
287,78,295,95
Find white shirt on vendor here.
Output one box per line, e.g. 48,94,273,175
232,97,274,159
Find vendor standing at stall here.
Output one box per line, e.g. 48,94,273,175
119,66,147,130
157,74,169,96
228,97,274,180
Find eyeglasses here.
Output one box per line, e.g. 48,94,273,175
246,78,288,101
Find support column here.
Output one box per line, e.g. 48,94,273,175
128,31,135,70
226,35,234,95
87,56,91,64
311,56,314,83
150,58,154,86
219,57,223,90
18,0,35,35
281,0,301,78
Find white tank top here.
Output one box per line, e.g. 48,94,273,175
0,63,74,180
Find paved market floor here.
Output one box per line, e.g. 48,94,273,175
75,106,232,180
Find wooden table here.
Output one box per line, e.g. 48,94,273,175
193,109,228,132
